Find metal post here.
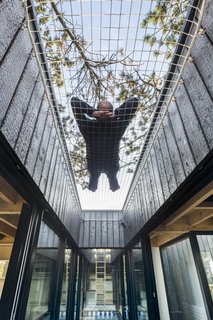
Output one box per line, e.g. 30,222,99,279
125,249,138,320
66,249,78,320
142,237,160,320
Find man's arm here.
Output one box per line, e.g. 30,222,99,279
71,97,95,122
115,97,138,120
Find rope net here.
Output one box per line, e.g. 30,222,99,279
24,0,204,210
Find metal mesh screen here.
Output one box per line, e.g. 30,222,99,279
23,0,204,210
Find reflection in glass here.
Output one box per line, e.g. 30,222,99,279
59,249,71,320
197,234,213,300
133,248,149,320
80,249,123,319
25,222,60,320
161,238,208,320
0,175,22,299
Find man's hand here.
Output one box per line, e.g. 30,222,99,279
92,110,115,119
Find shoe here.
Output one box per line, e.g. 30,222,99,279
88,176,98,192
109,177,120,192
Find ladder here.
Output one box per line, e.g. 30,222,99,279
95,251,106,308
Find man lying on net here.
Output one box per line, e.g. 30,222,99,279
71,96,138,192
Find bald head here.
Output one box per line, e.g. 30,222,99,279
97,101,113,112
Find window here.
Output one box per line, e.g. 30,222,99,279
25,222,60,320
197,234,213,300
0,175,24,298
161,237,208,320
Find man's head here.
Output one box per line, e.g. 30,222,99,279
97,101,113,112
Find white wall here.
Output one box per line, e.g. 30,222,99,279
152,247,170,320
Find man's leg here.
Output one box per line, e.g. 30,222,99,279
107,169,120,192
88,170,100,192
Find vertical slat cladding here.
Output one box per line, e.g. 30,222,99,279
60,180,69,221
136,188,142,229
54,163,66,216
51,155,64,212
96,214,102,248
0,0,81,243
0,29,32,123
48,150,62,207
113,212,119,247
78,211,124,248
191,32,213,99
139,178,148,225
78,212,84,247
135,188,141,227
144,163,155,219
123,3,213,245
1,58,39,147
119,212,125,247
101,211,107,247
153,138,170,201
158,127,177,195
151,151,164,207
175,82,209,164
89,211,96,248
35,120,55,188
147,154,160,213
0,0,24,61
24,98,49,175
49,151,64,209
168,101,196,176
202,0,213,42
134,189,140,230
43,135,60,199
163,115,186,186
107,211,114,247
14,78,45,163
182,60,213,148
83,212,90,248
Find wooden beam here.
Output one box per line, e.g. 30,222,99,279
0,215,19,228
151,233,184,247
194,202,213,209
0,221,16,237
187,210,213,227
166,181,213,226
0,235,14,244
0,177,17,204
151,218,213,238
0,202,23,214
154,223,189,233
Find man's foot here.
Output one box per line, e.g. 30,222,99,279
88,176,98,192
109,177,120,192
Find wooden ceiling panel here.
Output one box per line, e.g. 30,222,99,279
150,181,213,246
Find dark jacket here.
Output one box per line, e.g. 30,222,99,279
71,97,138,176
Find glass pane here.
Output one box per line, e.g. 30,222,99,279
59,249,71,320
133,248,149,320
111,256,126,319
25,222,60,320
80,249,122,319
161,238,208,320
197,234,213,300
0,175,23,298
